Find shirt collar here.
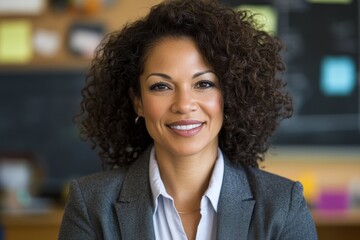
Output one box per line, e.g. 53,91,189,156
149,146,224,213
149,147,171,212
204,149,224,212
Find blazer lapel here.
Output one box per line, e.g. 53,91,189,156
114,147,155,240
217,158,255,240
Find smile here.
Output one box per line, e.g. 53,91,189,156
167,120,204,137
169,123,202,130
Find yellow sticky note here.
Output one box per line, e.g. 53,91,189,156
298,171,318,204
0,20,32,63
235,5,278,34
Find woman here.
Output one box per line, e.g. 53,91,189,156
59,0,317,239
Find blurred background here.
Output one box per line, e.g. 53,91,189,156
0,0,359,239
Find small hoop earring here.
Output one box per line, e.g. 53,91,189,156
135,115,140,124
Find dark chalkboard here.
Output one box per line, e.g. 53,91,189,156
222,0,360,145
0,71,101,197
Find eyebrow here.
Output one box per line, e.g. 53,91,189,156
193,70,215,78
146,70,215,80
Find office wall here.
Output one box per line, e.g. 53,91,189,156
0,0,359,240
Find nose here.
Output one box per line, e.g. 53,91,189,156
170,88,198,114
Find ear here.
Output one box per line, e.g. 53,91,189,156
129,88,143,116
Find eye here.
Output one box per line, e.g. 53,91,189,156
195,80,216,89
149,82,172,91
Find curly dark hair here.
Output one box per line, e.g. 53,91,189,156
77,0,292,168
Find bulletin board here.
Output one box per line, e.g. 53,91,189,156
0,0,163,69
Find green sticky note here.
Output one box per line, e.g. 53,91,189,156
0,21,32,63
235,5,278,34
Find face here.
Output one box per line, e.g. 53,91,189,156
133,37,223,158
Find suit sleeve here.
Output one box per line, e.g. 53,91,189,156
58,180,96,240
279,182,318,240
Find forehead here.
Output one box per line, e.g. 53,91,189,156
142,37,213,73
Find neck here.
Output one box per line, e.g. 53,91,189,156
154,145,218,211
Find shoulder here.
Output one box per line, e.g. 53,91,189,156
69,167,129,203
245,167,316,234
222,158,317,238
224,156,300,199
76,167,129,187
245,167,316,238
244,166,304,205
222,158,304,208
246,166,300,192
68,147,152,202
222,156,302,202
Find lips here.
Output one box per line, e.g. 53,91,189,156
167,120,204,137
169,123,202,130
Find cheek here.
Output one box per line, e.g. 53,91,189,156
142,96,167,122
204,92,223,116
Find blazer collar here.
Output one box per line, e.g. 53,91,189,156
114,147,155,240
114,148,255,240
216,156,255,240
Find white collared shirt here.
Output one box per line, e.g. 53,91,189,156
149,147,224,240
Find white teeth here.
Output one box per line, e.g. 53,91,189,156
170,123,202,130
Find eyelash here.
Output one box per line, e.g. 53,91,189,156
195,80,216,89
149,80,216,91
149,82,171,91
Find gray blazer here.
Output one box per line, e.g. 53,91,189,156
58,148,317,240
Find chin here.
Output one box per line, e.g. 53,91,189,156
168,142,216,157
